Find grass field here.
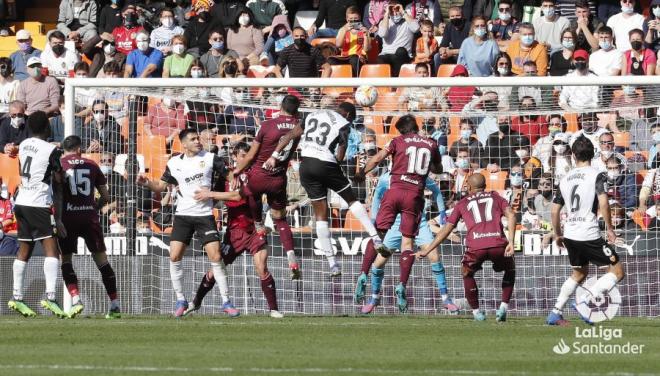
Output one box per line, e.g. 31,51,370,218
0,315,658,376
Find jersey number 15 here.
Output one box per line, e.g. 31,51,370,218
66,169,91,196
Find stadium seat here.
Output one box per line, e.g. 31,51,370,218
82,153,102,165
363,115,385,135
613,132,631,148
485,171,508,191
564,113,579,133
631,210,649,231
624,150,649,160
170,136,183,154
398,64,417,78
293,10,324,30
0,154,20,194
247,65,276,78
323,65,354,96
138,135,168,177
447,117,462,146
437,64,457,77
373,91,398,112
311,38,335,47
343,210,365,230
121,116,145,139
359,64,391,78
147,154,170,181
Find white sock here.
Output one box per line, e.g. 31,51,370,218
72,295,81,305
316,221,336,267
169,260,185,301
110,299,120,310
12,259,27,300
348,201,378,237
44,257,59,301
553,277,579,313
499,302,508,311
473,309,481,316
211,261,230,303
591,273,618,297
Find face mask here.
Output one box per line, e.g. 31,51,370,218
104,44,115,55
574,61,588,71
392,15,403,23
562,40,574,49
499,124,509,133
621,5,634,14
124,13,137,28
599,40,612,50
100,165,112,175
161,18,174,28
162,98,175,107
438,145,447,155
18,42,32,52
485,101,498,112
29,66,42,78
211,41,224,50
450,18,464,27
499,12,511,21
521,35,534,46
549,126,561,136
554,144,567,154
631,40,643,51
515,149,529,159
541,190,553,199
294,38,306,48
93,113,105,123
474,27,487,37
172,44,185,55
457,158,470,169
497,67,508,75
278,28,287,38
510,174,523,186
460,129,472,140
51,44,65,55
607,171,620,180
654,7,660,17
137,41,149,51
543,7,555,18
239,15,250,26
11,117,24,128
601,150,613,159
653,132,660,143
191,69,204,78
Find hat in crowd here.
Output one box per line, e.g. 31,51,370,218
573,49,589,61
553,132,570,144
193,0,214,12
26,57,42,67
16,29,31,40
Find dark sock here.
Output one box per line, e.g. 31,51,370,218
61,262,79,297
193,271,216,307
502,270,515,304
274,218,294,254
463,275,479,309
360,240,378,275
399,250,415,286
98,262,118,301
260,273,278,311
247,194,263,226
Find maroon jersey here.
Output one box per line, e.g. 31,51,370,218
447,190,509,250
225,174,254,231
387,134,441,193
253,115,299,176
61,155,106,217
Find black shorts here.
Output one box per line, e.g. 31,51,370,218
564,238,620,268
170,215,220,245
58,216,106,255
14,205,56,242
299,157,356,202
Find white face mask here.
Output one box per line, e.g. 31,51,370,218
137,40,149,51
100,165,112,175
162,98,175,107
510,174,523,186
460,129,472,140
497,66,508,75
172,44,185,55
515,149,529,159
104,44,115,55
161,17,174,28
601,150,613,159
621,5,634,14
93,112,105,123
191,69,204,78
10,116,24,128
363,142,376,151
239,15,250,26
0,183,7,199
607,170,620,180
554,144,567,154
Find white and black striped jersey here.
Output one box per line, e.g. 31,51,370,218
553,166,607,241
299,110,350,164
161,151,226,217
15,137,62,208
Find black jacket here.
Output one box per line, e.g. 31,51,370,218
74,116,125,155
184,16,224,56
315,0,358,30
0,118,31,152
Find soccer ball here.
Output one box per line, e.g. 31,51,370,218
575,276,621,322
354,85,378,108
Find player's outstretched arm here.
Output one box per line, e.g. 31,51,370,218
417,222,455,259
234,140,260,174
193,188,242,202
52,170,67,238
550,203,564,248
98,185,111,205
357,148,389,180
598,192,617,243
136,174,168,193
264,123,303,171
504,206,517,257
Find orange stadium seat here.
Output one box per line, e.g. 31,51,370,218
0,154,20,194
311,38,336,47
564,113,579,133
613,132,631,148
437,64,457,77
147,154,170,181
359,64,391,78
323,65,354,96
376,134,395,149
485,171,508,191
373,91,398,112
363,115,385,135
82,153,102,165
398,64,417,77
624,150,648,160
247,65,276,78
343,210,365,230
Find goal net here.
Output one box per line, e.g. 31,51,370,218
2,75,658,318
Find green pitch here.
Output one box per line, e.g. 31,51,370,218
0,315,658,376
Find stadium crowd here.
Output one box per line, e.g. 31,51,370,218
2,0,660,256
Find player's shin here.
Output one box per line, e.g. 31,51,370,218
463,274,479,310
315,221,337,268
399,250,415,286
193,271,216,308
97,262,119,307
260,272,278,311
348,201,379,238
12,259,27,300
590,272,619,298
61,262,80,304
430,262,449,299
501,269,515,307
211,261,231,303
370,267,385,298
43,257,59,301
169,260,186,302
553,277,579,314
360,240,378,275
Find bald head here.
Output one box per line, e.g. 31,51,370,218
468,173,486,192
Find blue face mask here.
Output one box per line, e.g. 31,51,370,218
599,40,611,50
457,158,470,169
510,173,523,186
521,35,534,46
460,129,472,140
438,145,447,155
474,27,487,38
653,132,660,143
211,41,224,50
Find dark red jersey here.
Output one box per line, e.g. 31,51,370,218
447,190,509,250
387,133,441,193
61,154,106,217
225,174,254,231
253,114,299,176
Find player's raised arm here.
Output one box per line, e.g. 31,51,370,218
357,148,390,180
136,172,169,193
233,139,260,175
193,188,242,202
263,122,303,171
596,172,617,243
418,221,456,259
551,190,565,248
503,206,517,257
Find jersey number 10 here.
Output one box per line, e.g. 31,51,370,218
405,146,431,175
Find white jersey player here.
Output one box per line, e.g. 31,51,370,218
547,135,625,326
264,103,383,276
8,111,68,318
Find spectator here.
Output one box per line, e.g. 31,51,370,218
611,84,645,122
40,30,80,83
533,113,565,170
330,6,371,77
484,52,514,110
246,0,287,32
224,92,264,135
511,96,548,145
398,63,446,112
532,0,571,52
183,0,223,57
589,26,622,76
474,0,521,25
556,0,597,22
75,99,125,155
571,0,601,52
532,173,554,224
451,147,478,199
592,132,627,171
569,112,608,152
144,97,186,144
404,0,439,25
621,28,657,75
200,29,240,78
124,30,164,78
413,20,438,67
363,0,389,34
517,143,543,190
462,91,500,146
503,163,528,221
605,156,637,209
49,96,66,146
98,0,123,34
487,0,519,43
0,176,18,255
549,132,573,184
548,28,576,76
507,23,548,76
163,35,194,78
263,15,293,66
559,49,600,111
9,29,41,82
309,0,357,40
606,0,644,52
483,117,530,171
212,0,247,29
377,2,419,77
0,58,19,117
227,10,264,66
150,8,185,55
71,62,96,110
447,64,477,111
57,0,98,42
174,0,193,29
513,61,544,108
449,118,482,166
16,57,60,116
436,6,469,67
112,4,144,55
190,59,207,79
457,16,499,77
274,27,331,78
100,61,127,123
82,33,126,78
0,100,28,156
644,0,660,53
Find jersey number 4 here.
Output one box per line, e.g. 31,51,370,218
467,197,493,224
304,118,331,146
19,156,32,182
405,146,431,175
66,169,91,196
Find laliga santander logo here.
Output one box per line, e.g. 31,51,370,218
553,339,571,355
575,276,622,323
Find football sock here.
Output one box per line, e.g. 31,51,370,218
260,272,278,311
553,277,579,314
399,250,415,286
501,269,515,304
44,257,59,301
247,195,264,228
315,221,336,267
193,271,216,307
360,240,378,275
348,201,378,237
274,218,295,255
473,309,481,316
431,262,448,296
591,272,618,297
500,302,509,311
211,261,230,304
97,262,118,302
12,259,26,300
169,260,185,301
463,274,479,309
370,267,385,298
61,262,80,302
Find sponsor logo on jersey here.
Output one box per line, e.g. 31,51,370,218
66,203,95,211
472,231,501,239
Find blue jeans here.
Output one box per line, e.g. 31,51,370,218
308,28,338,42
